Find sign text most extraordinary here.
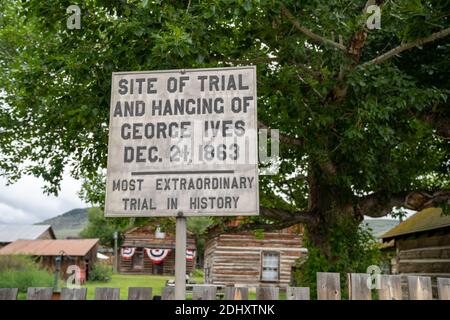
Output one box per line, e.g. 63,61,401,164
105,66,259,217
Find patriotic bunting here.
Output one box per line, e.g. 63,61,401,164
145,248,170,264
121,247,135,260
125,247,196,264
186,249,196,261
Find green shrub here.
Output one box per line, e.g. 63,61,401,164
0,254,37,271
89,263,112,282
0,255,53,292
191,268,204,278
0,269,54,292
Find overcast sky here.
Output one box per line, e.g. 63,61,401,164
0,173,87,224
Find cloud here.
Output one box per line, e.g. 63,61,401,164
0,203,38,224
0,173,87,224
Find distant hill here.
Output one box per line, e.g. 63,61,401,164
362,219,400,239
36,208,89,239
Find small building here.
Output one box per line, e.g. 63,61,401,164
0,239,99,281
204,224,306,287
381,207,450,277
119,225,196,275
0,224,56,248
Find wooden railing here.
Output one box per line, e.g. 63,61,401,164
1,273,449,300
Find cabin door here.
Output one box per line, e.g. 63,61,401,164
153,262,164,275
132,248,144,270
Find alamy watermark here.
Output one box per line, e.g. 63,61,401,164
64,3,381,31
366,5,381,30
165,121,280,175
65,264,82,289
66,5,81,30
366,265,382,289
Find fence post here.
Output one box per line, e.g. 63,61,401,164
225,286,249,300
378,275,402,300
437,278,450,300
27,287,53,300
286,287,310,300
192,286,217,300
408,276,432,300
317,272,341,300
0,288,18,300
128,287,153,300
256,287,279,300
60,288,87,300
162,287,175,300
94,288,120,300
348,273,371,300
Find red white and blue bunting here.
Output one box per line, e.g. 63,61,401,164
143,248,196,263
145,248,170,264
186,249,196,261
121,247,135,260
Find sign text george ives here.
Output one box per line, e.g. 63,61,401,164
105,67,259,217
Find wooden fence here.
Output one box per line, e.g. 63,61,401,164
1,273,449,300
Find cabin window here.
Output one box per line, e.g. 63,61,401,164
261,251,280,282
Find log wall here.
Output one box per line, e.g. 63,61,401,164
204,232,305,287
396,229,450,277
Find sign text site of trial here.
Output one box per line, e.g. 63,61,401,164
105,66,259,217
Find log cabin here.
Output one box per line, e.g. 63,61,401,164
381,207,450,278
204,222,306,287
0,239,99,282
119,224,196,275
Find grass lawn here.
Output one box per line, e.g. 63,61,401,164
15,273,288,300
82,273,204,300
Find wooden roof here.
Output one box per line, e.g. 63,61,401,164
0,239,99,256
207,217,304,235
381,207,450,240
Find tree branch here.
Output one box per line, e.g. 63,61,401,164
357,192,407,217
318,159,338,177
260,207,312,222
293,61,325,82
404,190,450,210
280,3,346,51
258,121,303,147
362,27,450,66
227,56,324,82
358,190,450,217
421,112,450,139
207,207,313,238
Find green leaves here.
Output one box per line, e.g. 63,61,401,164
0,0,448,224
153,23,194,59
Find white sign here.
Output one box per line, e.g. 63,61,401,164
105,66,259,217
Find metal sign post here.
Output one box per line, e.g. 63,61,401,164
53,255,62,292
113,231,118,273
175,213,187,300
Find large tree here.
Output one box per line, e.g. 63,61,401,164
1,0,449,261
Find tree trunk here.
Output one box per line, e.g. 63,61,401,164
306,207,361,262
305,166,361,261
